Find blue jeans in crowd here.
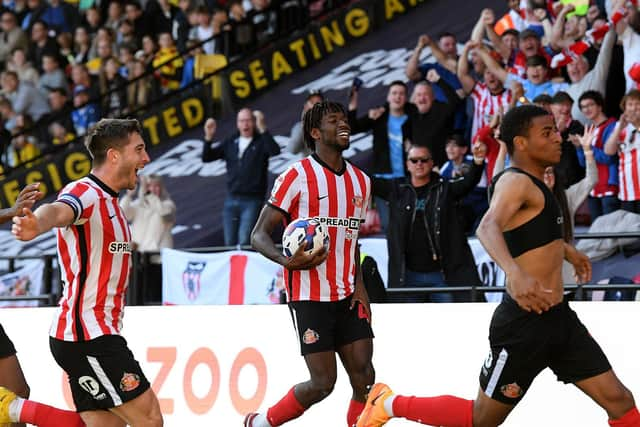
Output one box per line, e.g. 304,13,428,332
223,195,263,246
404,269,452,303
587,195,620,221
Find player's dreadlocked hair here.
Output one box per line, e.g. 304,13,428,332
302,100,347,151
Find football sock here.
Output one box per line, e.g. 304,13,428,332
609,407,640,426
346,399,365,426
392,395,473,427
9,398,85,427
266,387,305,426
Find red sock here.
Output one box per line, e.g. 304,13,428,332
266,387,305,426
609,407,640,426
347,399,365,426
392,395,473,427
20,400,85,427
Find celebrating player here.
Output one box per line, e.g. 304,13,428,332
10,119,163,427
246,101,374,427
356,105,639,427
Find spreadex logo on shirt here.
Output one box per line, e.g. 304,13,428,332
314,216,361,230
109,241,132,254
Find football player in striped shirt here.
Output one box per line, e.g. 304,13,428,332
245,101,374,427
10,119,162,427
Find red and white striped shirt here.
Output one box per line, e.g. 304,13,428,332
470,82,512,141
269,155,371,302
617,124,640,202
50,174,132,342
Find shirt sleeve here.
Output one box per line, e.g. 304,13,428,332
268,164,300,217
56,182,96,225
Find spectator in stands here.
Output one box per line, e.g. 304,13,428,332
82,6,102,37
228,0,247,23
87,30,116,75
41,0,80,35
440,134,488,234
201,109,280,246
576,90,619,220
118,42,137,78
348,80,415,232
613,0,640,93
105,1,124,33
73,26,91,65
190,6,217,54
127,59,152,111
287,90,323,156
550,91,585,187
408,71,460,167
70,63,99,103
152,32,184,93
457,40,512,141
138,34,158,69
117,19,139,50
70,84,100,135
479,45,567,103
0,97,18,133
21,0,47,32
56,31,74,66
605,90,640,213
0,11,29,64
374,143,485,302
121,174,176,303
7,115,40,168
250,0,277,43
564,27,615,124
37,86,74,145
48,120,75,146
405,33,465,132
37,53,68,96
145,0,180,37
0,70,49,121
172,0,192,52
99,57,127,117
6,47,38,86
28,20,59,73
125,1,150,41
548,3,587,51
178,39,203,89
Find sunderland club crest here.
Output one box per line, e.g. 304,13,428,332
183,261,206,301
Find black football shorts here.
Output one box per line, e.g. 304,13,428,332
288,295,374,355
50,334,150,412
479,294,611,405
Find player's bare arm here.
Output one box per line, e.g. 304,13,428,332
564,242,592,284
11,202,75,242
350,244,371,322
0,183,43,224
476,173,554,314
251,205,328,270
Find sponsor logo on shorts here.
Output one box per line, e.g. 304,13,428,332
79,375,104,399
302,328,319,345
120,372,141,392
500,382,523,399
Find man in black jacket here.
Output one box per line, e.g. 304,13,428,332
202,108,280,246
373,143,485,302
348,80,415,232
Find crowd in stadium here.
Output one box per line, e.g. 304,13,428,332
0,0,639,300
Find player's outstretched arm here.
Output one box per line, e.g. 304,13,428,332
0,183,43,224
476,173,553,314
11,202,75,242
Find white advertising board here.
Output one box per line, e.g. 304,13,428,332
2,303,638,426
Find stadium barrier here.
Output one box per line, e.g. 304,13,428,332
3,302,639,426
